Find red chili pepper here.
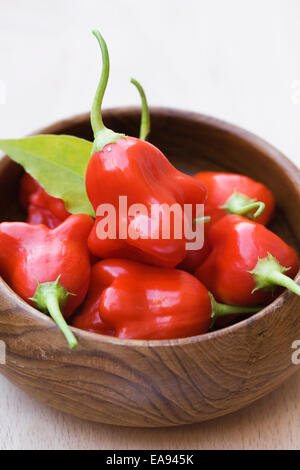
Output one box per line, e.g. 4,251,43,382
177,218,211,273
72,259,261,340
194,172,275,227
19,173,70,228
179,172,276,275
0,214,93,348
194,215,300,309
85,31,206,268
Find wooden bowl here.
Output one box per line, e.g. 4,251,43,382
0,107,300,428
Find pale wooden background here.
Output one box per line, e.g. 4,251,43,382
1,0,300,450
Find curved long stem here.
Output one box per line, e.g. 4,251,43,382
90,30,125,153
130,78,150,141
46,292,78,349
30,278,78,349
91,30,109,136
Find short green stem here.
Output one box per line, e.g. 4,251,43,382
220,191,265,219
249,252,300,297
209,293,262,329
30,278,78,349
91,30,125,154
131,78,150,141
193,216,211,224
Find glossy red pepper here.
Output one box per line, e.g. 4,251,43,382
178,172,276,275
72,259,260,340
0,214,93,348
194,172,275,227
85,31,206,268
19,173,70,228
176,220,211,273
195,215,300,308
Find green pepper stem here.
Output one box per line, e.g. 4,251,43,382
30,278,78,349
91,30,109,136
91,30,125,154
209,293,262,329
220,191,265,219
193,216,211,224
45,292,78,349
235,201,265,218
249,252,300,296
130,78,150,141
209,293,262,319
256,268,300,296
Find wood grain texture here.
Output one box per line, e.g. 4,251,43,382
0,108,300,428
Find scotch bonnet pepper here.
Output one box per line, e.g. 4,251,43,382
178,172,276,274
177,218,211,273
85,31,207,268
0,214,93,348
72,259,260,340
195,215,300,307
194,172,275,227
20,172,70,228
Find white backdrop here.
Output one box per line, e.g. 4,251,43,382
1,0,300,450
1,0,300,164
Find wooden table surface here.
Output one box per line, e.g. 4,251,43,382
1,0,300,450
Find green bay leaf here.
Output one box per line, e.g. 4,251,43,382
0,135,94,217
